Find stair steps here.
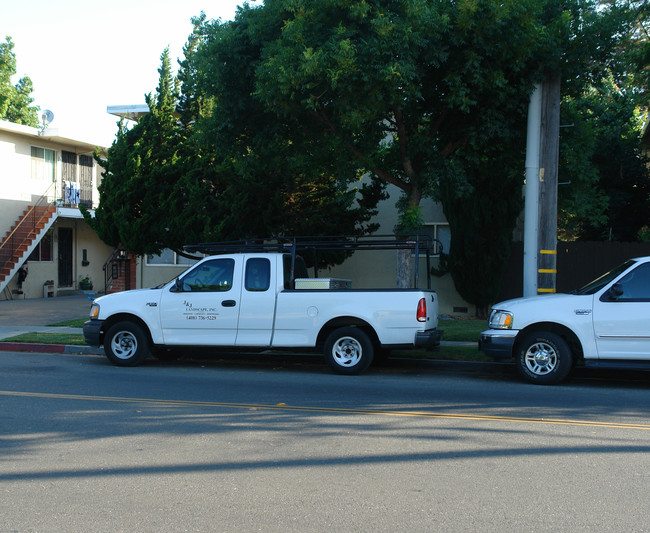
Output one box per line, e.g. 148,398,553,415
0,205,58,291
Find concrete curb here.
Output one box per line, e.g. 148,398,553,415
0,340,503,371
0,342,103,355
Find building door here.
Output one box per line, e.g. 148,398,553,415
79,155,93,208
61,151,77,204
58,227,73,287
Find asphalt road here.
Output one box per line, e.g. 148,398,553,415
1,351,649,532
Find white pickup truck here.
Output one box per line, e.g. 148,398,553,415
479,256,650,384
84,249,441,374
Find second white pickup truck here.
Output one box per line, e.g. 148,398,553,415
84,248,441,374
480,256,650,384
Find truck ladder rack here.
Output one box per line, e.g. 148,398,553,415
184,235,442,289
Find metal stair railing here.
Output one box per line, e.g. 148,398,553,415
103,248,130,293
0,182,57,273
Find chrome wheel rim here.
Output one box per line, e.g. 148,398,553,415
524,341,557,375
111,331,138,360
332,336,363,367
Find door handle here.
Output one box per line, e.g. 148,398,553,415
222,300,237,307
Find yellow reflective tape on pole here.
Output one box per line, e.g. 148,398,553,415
539,249,557,255
538,268,557,274
537,288,556,293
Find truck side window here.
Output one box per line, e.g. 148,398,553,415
245,258,270,292
182,259,234,292
615,263,650,301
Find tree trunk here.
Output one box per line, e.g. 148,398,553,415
396,249,414,288
395,187,422,288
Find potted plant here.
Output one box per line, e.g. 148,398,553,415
79,275,93,290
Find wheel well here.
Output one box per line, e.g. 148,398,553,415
100,314,153,346
317,317,379,348
515,322,584,362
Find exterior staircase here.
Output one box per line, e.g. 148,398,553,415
0,204,59,296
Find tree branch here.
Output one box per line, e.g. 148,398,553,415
312,104,411,193
394,108,416,180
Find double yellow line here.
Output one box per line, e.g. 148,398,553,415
2,390,649,431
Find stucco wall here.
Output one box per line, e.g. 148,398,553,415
326,183,474,316
2,219,113,300
0,120,108,301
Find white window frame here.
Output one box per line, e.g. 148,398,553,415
31,146,57,182
146,249,202,266
419,223,450,257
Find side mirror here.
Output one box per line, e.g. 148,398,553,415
170,278,184,293
607,283,623,301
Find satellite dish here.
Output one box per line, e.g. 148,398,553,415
41,109,54,125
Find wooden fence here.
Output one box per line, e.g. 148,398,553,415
496,241,650,302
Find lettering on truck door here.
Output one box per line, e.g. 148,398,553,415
159,258,241,345
593,262,650,359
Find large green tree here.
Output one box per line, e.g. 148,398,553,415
196,0,552,287
559,74,649,241
0,36,39,127
197,0,639,301
557,0,650,242
91,40,382,261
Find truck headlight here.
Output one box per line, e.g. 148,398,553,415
489,309,513,329
90,303,100,319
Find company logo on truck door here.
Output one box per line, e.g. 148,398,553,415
183,300,219,320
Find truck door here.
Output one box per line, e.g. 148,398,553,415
593,262,650,359
235,256,276,346
159,257,242,345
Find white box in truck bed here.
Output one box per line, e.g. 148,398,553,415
294,278,351,289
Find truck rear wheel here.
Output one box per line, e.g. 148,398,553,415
516,331,573,385
324,327,374,375
104,321,150,367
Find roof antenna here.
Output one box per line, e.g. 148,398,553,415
40,109,54,135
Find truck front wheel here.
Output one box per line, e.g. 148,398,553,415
104,321,150,367
324,327,374,375
516,331,573,385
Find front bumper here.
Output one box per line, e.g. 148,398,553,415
479,330,517,360
83,319,104,347
415,328,443,350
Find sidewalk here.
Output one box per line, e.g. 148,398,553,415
0,294,103,355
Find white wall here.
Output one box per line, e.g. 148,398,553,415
0,120,109,300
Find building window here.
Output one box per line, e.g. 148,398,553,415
146,249,201,266
419,223,451,256
31,147,56,182
28,230,53,262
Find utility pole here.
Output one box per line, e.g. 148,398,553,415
523,84,542,297
537,74,561,293
523,74,561,297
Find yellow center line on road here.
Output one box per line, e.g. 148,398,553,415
2,390,649,431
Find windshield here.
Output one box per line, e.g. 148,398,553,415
575,259,636,295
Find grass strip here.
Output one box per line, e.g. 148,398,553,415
0,334,486,362
0,333,88,345
45,318,487,341
46,318,88,328
439,318,487,342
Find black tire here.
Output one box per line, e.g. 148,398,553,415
516,331,573,385
104,321,150,367
323,327,374,375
